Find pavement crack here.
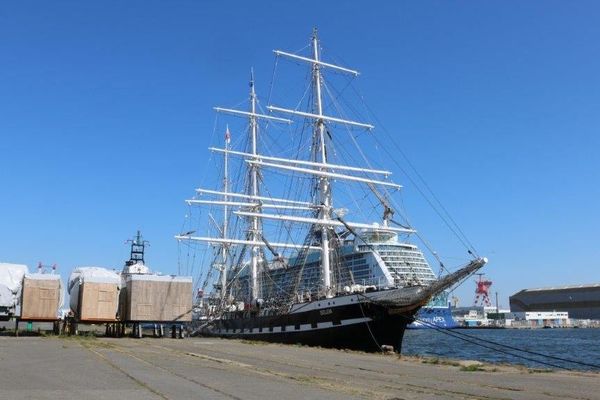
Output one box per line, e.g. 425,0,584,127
110,344,244,400
80,343,169,399
404,382,514,400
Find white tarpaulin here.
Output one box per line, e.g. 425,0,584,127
122,261,150,275
68,267,121,315
0,263,29,308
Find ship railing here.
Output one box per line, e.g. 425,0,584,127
350,276,390,290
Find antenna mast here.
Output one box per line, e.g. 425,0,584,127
125,230,148,266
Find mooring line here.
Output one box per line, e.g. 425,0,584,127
408,316,600,371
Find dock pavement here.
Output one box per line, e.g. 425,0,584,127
0,336,598,399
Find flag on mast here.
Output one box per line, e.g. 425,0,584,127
225,125,231,144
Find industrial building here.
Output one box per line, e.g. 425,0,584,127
510,283,600,320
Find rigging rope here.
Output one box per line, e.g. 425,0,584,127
358,301,383,352
321,73,478,260
356,92,479,256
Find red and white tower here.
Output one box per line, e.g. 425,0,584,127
473,273,493,306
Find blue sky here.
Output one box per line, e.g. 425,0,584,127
1,1,599,307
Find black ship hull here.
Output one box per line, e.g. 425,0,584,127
198,258,487,352
201,292,421,352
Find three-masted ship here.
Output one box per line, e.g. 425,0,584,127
177,30,486,352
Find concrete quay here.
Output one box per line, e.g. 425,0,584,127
0,336,598,400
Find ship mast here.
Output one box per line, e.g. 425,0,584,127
219,125,231,301
311,30,333,297
249,70,260,302
177,30,415,306
177,74,293,303
267,29,411,298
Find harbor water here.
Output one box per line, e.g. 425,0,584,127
402,328,600,371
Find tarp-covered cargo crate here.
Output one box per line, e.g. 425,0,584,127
121,274,192,322
20,274,63,320
0,263,28,319
69,267,121,322
78,282,120,321
121,275,192,322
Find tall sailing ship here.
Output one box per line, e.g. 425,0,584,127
177,30,486,352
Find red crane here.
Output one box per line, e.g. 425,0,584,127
473,273,493,306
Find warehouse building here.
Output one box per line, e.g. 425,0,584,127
510,283,600,320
